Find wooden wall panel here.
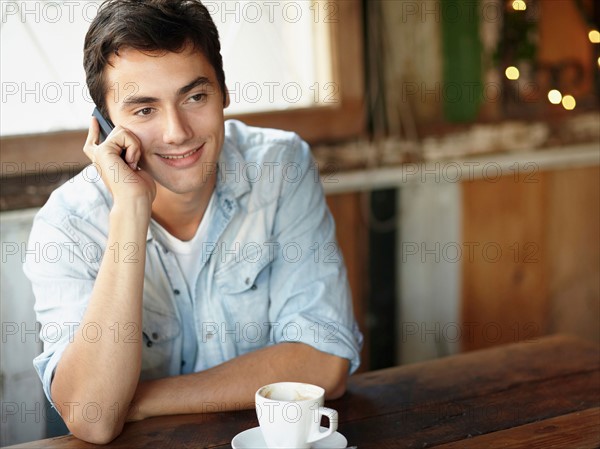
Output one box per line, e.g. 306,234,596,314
461,166,600,351
461,173,549,351
326,192,369,371
545,167,600,342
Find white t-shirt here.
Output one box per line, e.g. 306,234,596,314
149,193,216,293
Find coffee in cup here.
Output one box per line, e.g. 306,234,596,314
255,382,338,449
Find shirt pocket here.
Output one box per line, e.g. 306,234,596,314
214,246,274,355
140,306,181,381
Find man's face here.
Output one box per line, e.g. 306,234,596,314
104,46,227,196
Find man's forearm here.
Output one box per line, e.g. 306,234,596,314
129,342,349,420
50,203,150,443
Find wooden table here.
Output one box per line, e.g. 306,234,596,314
8,334,599,448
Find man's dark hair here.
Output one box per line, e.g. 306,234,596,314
84,0,227,117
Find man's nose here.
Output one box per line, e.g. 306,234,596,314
162,108,193,145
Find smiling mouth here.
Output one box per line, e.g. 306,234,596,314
158,146,201,160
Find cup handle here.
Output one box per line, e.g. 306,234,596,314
307,406,338,443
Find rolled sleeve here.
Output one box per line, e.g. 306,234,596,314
275,313,363,374
33,339,69,404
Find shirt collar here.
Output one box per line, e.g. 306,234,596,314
215,133,251,200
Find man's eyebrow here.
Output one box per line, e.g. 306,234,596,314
121,77,213,108
178,76,212,96
122,95,159,107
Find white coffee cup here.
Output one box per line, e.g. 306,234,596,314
255,382,339,449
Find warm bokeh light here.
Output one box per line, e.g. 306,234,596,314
597,57,600,68
548,90,562,105
589,30,600,44
505,66,520,80
562,95,576,110
512,0,527,11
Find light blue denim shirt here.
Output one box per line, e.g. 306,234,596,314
24,119,363,403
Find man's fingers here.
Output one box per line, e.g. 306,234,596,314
124,145,141,168
110,129,142,167
85,122,142,167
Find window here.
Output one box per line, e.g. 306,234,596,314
0,0,364,175
215,0,336,115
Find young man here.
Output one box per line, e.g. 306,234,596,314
24,0,362,444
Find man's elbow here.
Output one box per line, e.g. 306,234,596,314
52,389,124,444
67,418,124,445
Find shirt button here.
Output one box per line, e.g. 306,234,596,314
151,332,159,340
174,289,180,295
206,332,214,340
181,360,186,367
245,277,250,285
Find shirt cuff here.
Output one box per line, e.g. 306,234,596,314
33,342,68,405
274,314,363,374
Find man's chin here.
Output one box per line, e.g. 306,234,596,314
153,179,208,197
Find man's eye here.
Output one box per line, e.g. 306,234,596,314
189,93,206,102
136,107,153,116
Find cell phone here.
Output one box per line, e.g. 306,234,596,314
92,107,126,160
92,107,114,142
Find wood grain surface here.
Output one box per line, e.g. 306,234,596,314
7,334,599,449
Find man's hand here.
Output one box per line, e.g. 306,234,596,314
84,117,156,212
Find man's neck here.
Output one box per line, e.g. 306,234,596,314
151,178,216,241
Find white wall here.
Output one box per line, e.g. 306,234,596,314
1,208,45,446
397,180,461,363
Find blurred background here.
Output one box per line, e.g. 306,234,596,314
1,0,598,445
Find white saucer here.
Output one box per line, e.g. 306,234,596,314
232,426,348,449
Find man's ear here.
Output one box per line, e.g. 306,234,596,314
224,85,230,108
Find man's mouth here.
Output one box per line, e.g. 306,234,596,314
158,146,201,160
